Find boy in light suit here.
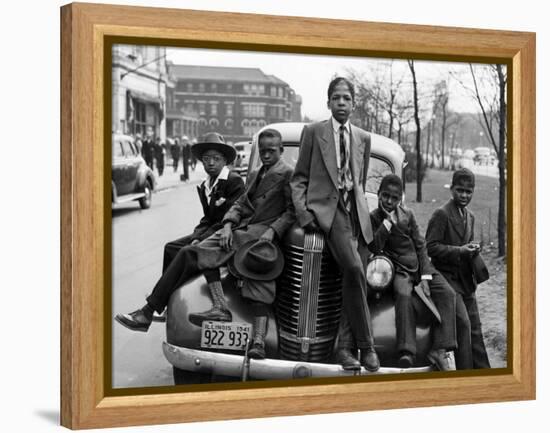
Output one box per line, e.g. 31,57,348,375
290,77,379,371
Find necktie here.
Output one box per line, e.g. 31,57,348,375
339,125,351,211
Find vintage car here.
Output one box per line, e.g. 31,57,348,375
233,141,253,176
112,133,156,209
163,122,436,384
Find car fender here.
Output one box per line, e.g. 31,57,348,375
136,165,155,192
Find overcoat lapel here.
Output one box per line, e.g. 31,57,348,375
463,209,473,243
448,200,466,240
319,121,339,189
349,124,365,181
254,159,285,197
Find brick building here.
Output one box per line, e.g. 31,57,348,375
167,64,302,144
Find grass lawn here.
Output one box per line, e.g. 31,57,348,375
405,169,507,368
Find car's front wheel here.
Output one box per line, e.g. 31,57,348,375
138,180,152,209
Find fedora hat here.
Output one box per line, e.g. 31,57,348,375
229,239,284,281
191,132,236,164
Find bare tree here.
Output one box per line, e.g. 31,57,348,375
408,60,423,202
453,64,507,256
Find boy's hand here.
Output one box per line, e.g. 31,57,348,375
191,239,200,246
379,199,397,224
220,224,233,251
460,244,478,258
419,280,431,297
260,227,276,242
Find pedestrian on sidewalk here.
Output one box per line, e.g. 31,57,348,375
182,138,191,181
170,137,181,172
154,136,166,176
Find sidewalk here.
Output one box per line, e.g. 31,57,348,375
152,162,206,192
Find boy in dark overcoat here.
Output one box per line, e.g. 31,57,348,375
426,168,491,370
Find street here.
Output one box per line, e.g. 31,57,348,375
112,173,205,389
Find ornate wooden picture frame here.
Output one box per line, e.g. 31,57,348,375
61,2,535,429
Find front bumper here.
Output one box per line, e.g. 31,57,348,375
163,342,434,380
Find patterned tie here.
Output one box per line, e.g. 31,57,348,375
339,125,351,211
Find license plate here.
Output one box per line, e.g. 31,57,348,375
200,321,252,351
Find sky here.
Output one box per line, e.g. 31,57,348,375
166,46,504,122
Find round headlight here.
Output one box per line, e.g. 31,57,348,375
366,255,394,290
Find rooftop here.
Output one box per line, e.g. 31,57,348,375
169,64,289,85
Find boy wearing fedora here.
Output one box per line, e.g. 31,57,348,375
161,132,245,273
339,175,457,371
426,168,491,370
116,129,295,359
290,77,379,371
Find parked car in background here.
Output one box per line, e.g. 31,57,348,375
474,146,494,165
233,141,252,176
163,122,437,384
112,133,156,209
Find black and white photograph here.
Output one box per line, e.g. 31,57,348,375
110,43,507,389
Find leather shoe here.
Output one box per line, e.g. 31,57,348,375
115,309,152,332
427,349,454,371
360,347,380,372
336,348,361,371
188,307,232,327
398,352,414,368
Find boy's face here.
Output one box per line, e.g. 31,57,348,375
378,184,401,213
327,82,355,124
201,149,226,178
451,180,474,208
258,136,282,169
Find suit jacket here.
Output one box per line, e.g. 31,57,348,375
290,120,373,243
191,170,245,242
223,158,296,243
369,205,435,278
425,199,477,294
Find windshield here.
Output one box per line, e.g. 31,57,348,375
249,143,395,194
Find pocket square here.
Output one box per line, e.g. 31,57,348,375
215,197,226,206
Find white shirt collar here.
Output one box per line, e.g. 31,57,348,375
331,116,351,133
203,166,229,196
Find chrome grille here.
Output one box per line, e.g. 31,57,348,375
276,232,343,362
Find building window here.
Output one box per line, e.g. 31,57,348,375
226,83,233,93
271,86,277,97
211,83,217,93
209,118,219,129
225,119,233,130
186,83,193,93
199,83,205,93
198,103,206,116
278,87,283,98
242,103,265,118
225,103,234,117
210,102,218,116
241,119,261,137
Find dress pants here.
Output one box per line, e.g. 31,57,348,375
326,197,375,349
162,234,194,273
393,271,457,355
454,291,491,369
148,233,227,313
